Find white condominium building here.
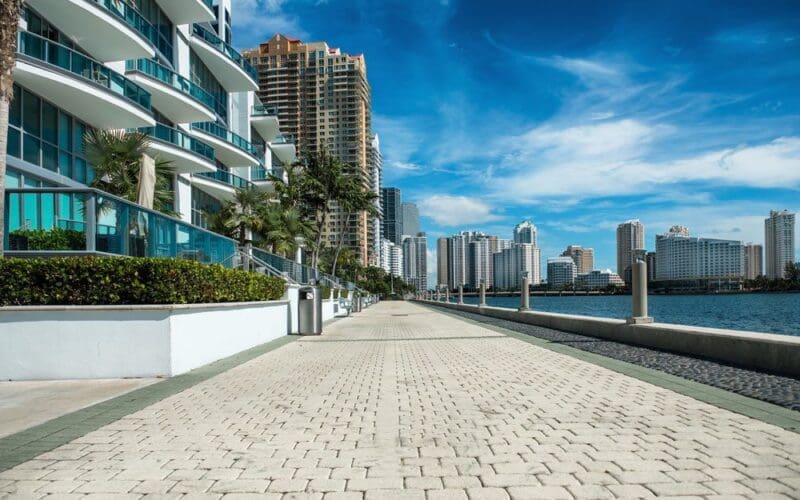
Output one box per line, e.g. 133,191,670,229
402,233,428,291
576,270,625,289
513,220,537,245
654,227,744,281
493,243,541,290
547,257,577,289
765,210,796,279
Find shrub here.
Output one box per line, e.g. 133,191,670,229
332,288,339,299
340,289,349,298
0,257,286,306
8,228,86,251
320,286,331,299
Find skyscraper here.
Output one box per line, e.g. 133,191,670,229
744,243,764,280
493,244,541,290
369,135,383,266
561,245,595,274
765,210,796,279
402,233,428,291
244,34,374,263
547,257,577,288
437,237,449,288
655,227,744,282
380,187,402,244
616,220,645,283
401,202,420,237
513,221,537,245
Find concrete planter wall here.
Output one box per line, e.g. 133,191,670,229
424,301,800,378
0,301,288,380
322,299,336,322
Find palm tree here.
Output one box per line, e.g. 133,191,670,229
331,176,378,277
0,0,23,257
263,204,313,258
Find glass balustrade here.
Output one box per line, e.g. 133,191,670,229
252,104,278,116
196,170,253,190
191,24,257,81
126,59,215,111
135,124,215,161
93,0,158,50
191,121,259,157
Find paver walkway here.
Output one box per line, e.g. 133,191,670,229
1,301,800,499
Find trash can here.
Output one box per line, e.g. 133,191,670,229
353,294,362,313
298,286,322,335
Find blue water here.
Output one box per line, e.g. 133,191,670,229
459,294,800,336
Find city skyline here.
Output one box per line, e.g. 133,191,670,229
230,0,800,283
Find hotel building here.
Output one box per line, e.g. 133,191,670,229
744,243,764,280
654,227,744,282
547,257,577,289
765,210,796,279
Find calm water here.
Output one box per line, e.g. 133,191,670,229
459,293,800,336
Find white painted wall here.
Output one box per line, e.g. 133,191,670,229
285,284,300,334
322,300,335,322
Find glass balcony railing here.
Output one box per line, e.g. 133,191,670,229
93,0,158,50
126,59,215,111
197,170,254,190
271,133,295,145
252,104,278,116
135,124,215,162
200,0,213,8
191,121,259,157
250,166,268,181
191,24,257,81
3,188,236,266
17,31,152,111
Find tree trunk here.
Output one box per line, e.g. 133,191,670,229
330,211,352,278
0,0,22,258
311,207,328,273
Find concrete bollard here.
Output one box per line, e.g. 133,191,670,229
479,282,486,308
627,260,654,324
445,288,450,303
519,276,530,311
458,285,464,305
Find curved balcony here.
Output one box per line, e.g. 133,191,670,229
193,169,253,202
15,31,154,129
126,59,215,123
190,122,259,167
155,0,214,25
270,134,297,165
251,104,280,142
25,0,156,62
250,166,287,192
135,124,216,174
189,24,258,92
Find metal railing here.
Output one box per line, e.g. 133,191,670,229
196,169,253,190
17,31,151,111
126,59,215,111
252,104,278,116
93,0,158,49
191,121,259,157
135,124,215,162
191,24,257,81
251,247,351,289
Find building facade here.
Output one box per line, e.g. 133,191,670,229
401,202,420,238
646,251,657,283
243,34,374,263
493,244,541,290
436,237,449,288
368,134,382,266
547,257,577,289
765,210,796,279
744,243,764,280
402,233,428,291
575,270,625,289
654,227,744,281
561,245,594,274
616,220,645,283
513,220,537,245
380,187,402,245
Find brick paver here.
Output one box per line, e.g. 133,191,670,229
1,301,799,499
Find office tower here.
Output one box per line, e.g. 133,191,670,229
655,227,744,281
765,210,796,279
369,135,382,266
575,270,625,289
646,251,657,283
616,220,645,283
513,220,537,245
380,187,402,244
743,243,764,280
437,237,449,288
561,245,595,274
547,257,577,288
244,34,374,263
402,233,428,291
5,0,289,263
493,244,541,290
401,202,420,237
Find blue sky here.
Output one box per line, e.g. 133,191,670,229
231,0,800,281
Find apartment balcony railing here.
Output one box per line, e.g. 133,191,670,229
272,133,295,145
93,0,158,50
252,247,350,289
196,170,254,190
252,104,279,116
17,31,152,111
190,122,259,157
3,188,236,266
136,124,215,162
191,24,257,81
126,59,215,111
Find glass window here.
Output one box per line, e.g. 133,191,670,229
7,128,20,158
10,85,21,127
23,133,40,165
42,101,57,144
73,121,85,154
23,90,40,136
59,150,72,178
59,112,72,151
5,169,20,189
42,143,58,172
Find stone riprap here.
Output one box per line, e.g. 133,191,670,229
1,301,799,499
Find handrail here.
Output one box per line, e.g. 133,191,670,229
126,59,215,110
191,121,259,157
135,124,215,161
93,0,157,49
191,24,257,81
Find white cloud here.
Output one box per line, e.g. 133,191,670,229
230,0,308,47
418,195,503,226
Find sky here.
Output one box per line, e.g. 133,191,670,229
230,0,800,283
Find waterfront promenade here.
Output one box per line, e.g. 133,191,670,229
2,301,800,499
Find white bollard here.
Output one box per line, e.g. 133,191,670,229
458,285,464,305
479,282,486,308
627,260,654,324
519,276,530,311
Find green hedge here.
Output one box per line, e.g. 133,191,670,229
8,228,86,251
320,286,332,299
0,257,286,306
340,289,349,298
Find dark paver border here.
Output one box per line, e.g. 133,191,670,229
0,334,298,472
421,303,800,433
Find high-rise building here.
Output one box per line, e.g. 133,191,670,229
513,221,537,245
469,238,494,288
561,245,595,274
744,243,764,280
575,270,625,289
493,244,541,290
616,220,645,283
244,34,374,263
765,210,796,279
646,251,657,283
369,135,383,266
402,233,428,291
380,187,402,244
380,238,403,278
446,231,485,290
437,237,449,288
547,257,577,289
401,202,420,237
655,227,744,281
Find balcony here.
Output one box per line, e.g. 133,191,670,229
193,170,253,202
189,24,258,92
3,188,236,266
125,59,215,123
190,122,259,167
270,134,297,165
249,166,286,192
250,104,280,142
155,0,214,25
25,0,156,62
14,31,155,129
135,124,216,174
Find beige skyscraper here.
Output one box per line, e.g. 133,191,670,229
561,245,595,274
244,35,374,263
744,243,764,280
765,210,796,279
437,237,449,288
616,220,645,283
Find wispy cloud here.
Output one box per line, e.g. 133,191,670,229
230,0,309,48
418,195,503,227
